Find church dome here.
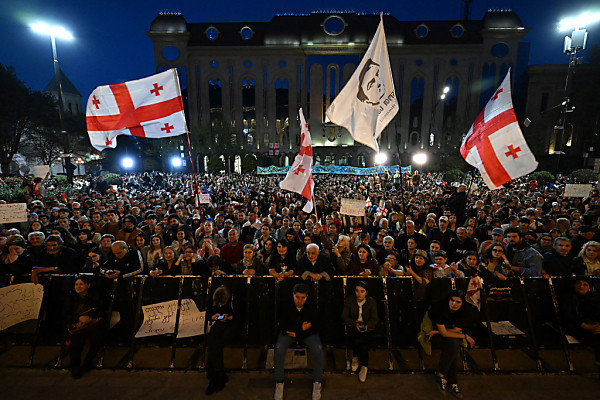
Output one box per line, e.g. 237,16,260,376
150,13,187,33
483,10,523,29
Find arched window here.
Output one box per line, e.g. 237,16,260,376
276,78,289,145
410,131,419,146
208,79,223,128
325,64,340,122
409,78,425,139
242,78,256,146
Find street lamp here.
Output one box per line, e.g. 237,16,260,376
413,153,427,172
428,86,450,149
553,12,600,173
122,157,133,175
75,157,84,175
375,153,387,165
171,157,182,167
31,22,73,185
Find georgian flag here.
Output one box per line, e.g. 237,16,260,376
326,17,398,152
86,68,187,151
466,274,484,311
460,70,537,190
280,109,314,213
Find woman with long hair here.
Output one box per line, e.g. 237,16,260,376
257,237,275,266
574,241,600,276
268,239,297,281
481,244,512,280
52,226,77,248
147,234,165,270
405,250,434,302
150,246,179,276
348,244,379,277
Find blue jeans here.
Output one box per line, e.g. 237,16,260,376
274,333,323,382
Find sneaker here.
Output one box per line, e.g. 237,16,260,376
274,382,284,400
434,373,447,395
312,381,322,400
449,384,463,399
351,357,360,372
359,366,368,382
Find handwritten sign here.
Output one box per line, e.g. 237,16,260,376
31,165,50,178
564,184,593,198
341,198,366,217
135,299,205,338
199,194,211,204
0,283,44,331
0,203,29,224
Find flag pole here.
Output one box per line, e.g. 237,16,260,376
184,130,204,224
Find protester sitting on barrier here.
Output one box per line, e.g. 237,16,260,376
542,237,574,277
298,243,335,281
348,244,379,277
32,235,79,284
205,285,238,395
268,239,297,281
505,227,543,277
573,241,600,276
425,289,474,398
342,280,378,382
26,231,45,263
257,237,275,266
481,244,511,280
100,240,144,279
1,240,34,275
235,244,266,276
560,278,600,377
379,250,404,276
274,283,323,400
63,275,106,379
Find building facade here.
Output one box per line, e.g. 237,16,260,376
146,10,529,170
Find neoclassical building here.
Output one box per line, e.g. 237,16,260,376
146,10,530,169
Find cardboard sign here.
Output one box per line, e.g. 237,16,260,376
341,198,366,216
199,194,211,204
135,299,205,338
564,184,593,198
0,283,44,331
0,203,28,223
31,165,50,178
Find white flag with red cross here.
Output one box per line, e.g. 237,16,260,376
466,273,484,311
460,70,537,190
280,109,314,213
269,143,280,156
86,68,187,151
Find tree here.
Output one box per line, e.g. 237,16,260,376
191,112,242,172
0,64,53,175
571,169,597,184
242,154,258,172
206,155,225,172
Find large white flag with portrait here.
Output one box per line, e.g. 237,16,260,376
326,17,398,152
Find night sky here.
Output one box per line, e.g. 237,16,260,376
1,0,599,103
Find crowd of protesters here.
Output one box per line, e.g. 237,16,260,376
0,169,599,397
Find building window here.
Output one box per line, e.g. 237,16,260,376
415,24,428,38
276,79,289,145
450,24,464,38
540,93,549,113
279,61,285,68
244,61,251,68
409,77,425,140
208,79,223,128
211,61,217,68
242,78,256,145
322,15,346,36
491,43,510,59
206,27,219,40
240,26,253,40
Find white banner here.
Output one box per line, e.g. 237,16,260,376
0,203,28,223
564,184,593,198
199,194,211,204
135,299,205,338
31,165,50,178
341,198,366,216
0,283,44,331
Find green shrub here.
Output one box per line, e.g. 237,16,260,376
571,169,597,184
51,175,68,186
103,173,122,185
443,169,466,183
528,171,555,186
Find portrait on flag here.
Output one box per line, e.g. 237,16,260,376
86,68,187,151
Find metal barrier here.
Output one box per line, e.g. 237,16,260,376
0,274,598,374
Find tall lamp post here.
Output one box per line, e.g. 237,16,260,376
31,22,73,184
428,86,450,150
555,12,600,173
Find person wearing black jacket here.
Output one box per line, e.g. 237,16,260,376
447,185,467,224
100,241,144,279
1,240,34,275
63,275,106,379
297,244,336,281
542,238,574,277
394,220,428,252
32,235,79,284
274,283,323,400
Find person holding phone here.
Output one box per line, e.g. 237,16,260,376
342,281,378,382
425,290,474,398
205,285,237,395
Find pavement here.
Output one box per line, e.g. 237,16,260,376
1,368,599,400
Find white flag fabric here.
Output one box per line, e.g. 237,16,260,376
466,274,484,311
460,70,537,190
86,68,187,151
280,109,314,213
326,18,398,152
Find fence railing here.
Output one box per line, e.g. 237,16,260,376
0,274,597,373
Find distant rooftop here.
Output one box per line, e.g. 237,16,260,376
43,69,82,97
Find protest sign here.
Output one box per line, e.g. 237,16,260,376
0,203,28,223
135,299,205,338
31,165,50,178
199,194,211,204
341,198,366,216
0,283,44,331
564,184,593,198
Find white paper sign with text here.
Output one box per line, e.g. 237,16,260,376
564,184,593,198
0,283,44,331
199,194,211,204
135,299,205,338
0,203,28,223
341,198,366,216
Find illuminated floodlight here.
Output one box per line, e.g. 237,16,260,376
443,86,450,94
122,158,133,169
558,12,600,31
30,22,73,39
413,153,427,165
375,153,387,164
440,94,446,100
171,157,182,167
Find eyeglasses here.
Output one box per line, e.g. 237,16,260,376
378,234,385,237
492,249,503,253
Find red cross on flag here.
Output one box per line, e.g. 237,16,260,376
269,143,280,156
280,109,314,213
460,71,537,190
85,68,187,151
466,274,484,311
